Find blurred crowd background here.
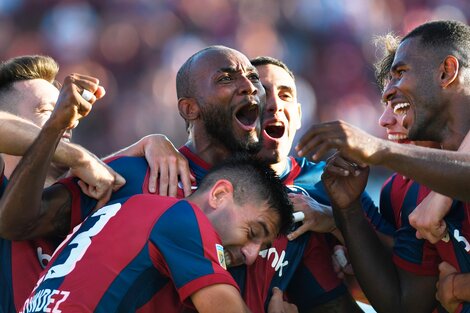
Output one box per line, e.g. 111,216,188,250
0,0,468,201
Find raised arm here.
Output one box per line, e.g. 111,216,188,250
321,153,438,313
0,74,106,240
296,120,470,202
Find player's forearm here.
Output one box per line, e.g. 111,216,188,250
378,143,470,202
0,117,65,239
333,201,403,313
0,111,94,170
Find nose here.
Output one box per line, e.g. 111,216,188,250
265,91,283,114
241,242,263,265
238,75,258,96
378,103,397,129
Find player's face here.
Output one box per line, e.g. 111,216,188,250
379,100,411,144
12,79,72,142
381,37,444,142
193,49,266,154
213,198,279,268
255,64,301,164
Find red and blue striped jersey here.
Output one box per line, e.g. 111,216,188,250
21,195,236,312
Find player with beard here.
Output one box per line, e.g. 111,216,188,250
0,46,298,311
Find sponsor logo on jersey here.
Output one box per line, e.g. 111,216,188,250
259,247,289,277
216,244,227,270
453,229,470,252
37,247,52,269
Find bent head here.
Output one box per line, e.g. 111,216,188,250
381,20,470,143
251,56,301,165
176,46,266,154
193,157,293,267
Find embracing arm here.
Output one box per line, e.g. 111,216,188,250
296,121,470,202
0,74,108,240
191,284,251,313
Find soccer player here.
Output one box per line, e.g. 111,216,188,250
0,55,192,313
5,74,292,313
314,20,470,312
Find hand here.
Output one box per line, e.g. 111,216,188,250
287,193,335,240
267,287,298,313
69,153,126,210
408,192,452,243
321,153,369,210
141,134,194,197
332,245,354,279
436,262,460,313
295,120,383,164
50,73,105,130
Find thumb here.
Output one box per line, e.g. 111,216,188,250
113,174,126,191
272,287,283,298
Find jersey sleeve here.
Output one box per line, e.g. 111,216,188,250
286,233,347,311
149,200,237,303
55,156,150,231
360,190,396,236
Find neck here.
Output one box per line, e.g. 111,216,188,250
186,127,234,165
270,157,289,176
440,99,470,150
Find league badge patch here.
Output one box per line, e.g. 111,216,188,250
216,244,227,270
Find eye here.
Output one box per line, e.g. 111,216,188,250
247,72,259,82
279,92,293,101
218,75,232,83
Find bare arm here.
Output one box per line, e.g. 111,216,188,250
322,154,438,313
191,284,251,313
0,74,106,240
296,120,470,201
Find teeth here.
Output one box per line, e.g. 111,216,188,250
388,133,408,141
224,251,232,267
393,102,410,114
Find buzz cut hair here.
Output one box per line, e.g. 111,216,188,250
250,56,295,81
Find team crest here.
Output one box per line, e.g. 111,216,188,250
215,244,227,270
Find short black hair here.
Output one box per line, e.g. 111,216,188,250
402,20,470,67
250,56,295,81
198,155,293,235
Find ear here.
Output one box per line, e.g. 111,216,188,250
439,55,459,88
208,179,234,210
178,98,200,121
295,103,302,130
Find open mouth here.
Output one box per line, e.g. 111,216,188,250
393,102,410,115
264,123,285,139
235,102,259,128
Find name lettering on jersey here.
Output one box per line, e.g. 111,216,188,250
37,247,52,269
43,203,121,281
453,229,470,252
21,289,70,313
259,248,289,277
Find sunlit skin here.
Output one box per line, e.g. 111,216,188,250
255,64,301,174
185,48,266,164
1,79,72,182
382,37,445,144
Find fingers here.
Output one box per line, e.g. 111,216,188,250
287,223,308,241
158,161,169,196
179,166,195,197
113,173,126,191
148,162,158,193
